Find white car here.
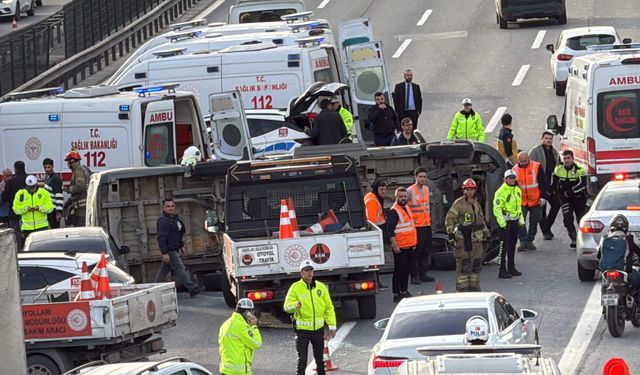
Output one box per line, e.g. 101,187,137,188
577,178,640,282
368,292,540,375
63,357,213,375
0,0,35,20
18,252,134,291
545,26,630,96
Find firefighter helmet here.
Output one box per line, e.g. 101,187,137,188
64,150,81,162
462,178,477,190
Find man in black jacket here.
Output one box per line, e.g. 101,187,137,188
155,198,200,297
304,99,347,145
1,160,27,245
392,70,422,130
368,92,400,146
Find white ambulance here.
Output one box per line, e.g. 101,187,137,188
547,43,640,196
228,0,305,24
0,84,217,180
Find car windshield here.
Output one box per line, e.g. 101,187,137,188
596,188,640,210
386,308,489,340
566,34,616,50
26,238,114,257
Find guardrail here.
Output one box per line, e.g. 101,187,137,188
0,0,200,101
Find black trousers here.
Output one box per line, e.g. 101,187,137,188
47,212,60,229
393,248,413,294
400,110,420,130
498,220,519,271
539,194,561,236
411,226,432,278
374,133,396,147
296,328,325,375
561,196,587,237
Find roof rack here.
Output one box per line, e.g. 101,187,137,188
295,35,325,47
281,11,313,23
61,360,107,375
152,47,187,58
6,87,64,101
165,30,203,42
219,41,278,53
169,19,207,31
63,85,121,98
131,357,191,375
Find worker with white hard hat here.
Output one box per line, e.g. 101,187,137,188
12,175,54,238
218,298,262,375
447,98,486,142
493,169,525,279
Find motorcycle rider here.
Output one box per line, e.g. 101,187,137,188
599,215,640,289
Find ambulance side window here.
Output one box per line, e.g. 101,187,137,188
597,90,640,139
144,123,175,166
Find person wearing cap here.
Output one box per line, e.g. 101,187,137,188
284,260,336,375
64,149,91,226
493,170,525,279
445,178,490,292
304,98,347,145
42,158,64,229
390,118,420,146
12,175,54,238
218,298,262,375
447,98,486,142
330,96,354,140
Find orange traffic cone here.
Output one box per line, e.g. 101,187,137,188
12,17,17,30
75,261,96,301
319,333,338,372
95,252,111,299
287,197,299,238
603,358,630,375
304,209,339,234
435,280,443,294
279,199,294,239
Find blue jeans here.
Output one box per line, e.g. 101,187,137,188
519,205,541,244
155,251,198,292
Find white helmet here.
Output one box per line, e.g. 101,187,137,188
180,146,202,166
504,169,517,179
25,175,38,187
465,316,489,344
461,98,472,105
237,298,255,310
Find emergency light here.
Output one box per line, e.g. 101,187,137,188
48,114,60,122
134,83,180,96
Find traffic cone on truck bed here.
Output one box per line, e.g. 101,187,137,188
279,199,294,239
95,252,111,299
76,261,96,301
304,209,339,235
287,197,300,238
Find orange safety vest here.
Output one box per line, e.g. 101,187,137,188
407,184,431,227
513,161,542,208
364,192,385,225
391,203,417,248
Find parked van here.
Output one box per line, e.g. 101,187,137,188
547,43,640,196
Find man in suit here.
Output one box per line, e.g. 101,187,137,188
392,69,423,131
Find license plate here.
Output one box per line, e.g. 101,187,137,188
601,294,619,306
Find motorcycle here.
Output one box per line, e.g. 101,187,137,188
601,268,640,337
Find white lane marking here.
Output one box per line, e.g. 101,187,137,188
193,0,225,21
392,39,412,58
485,106,508,133
417,9,433,26
305,321,357,375
511,64,531,86
317,0,330,9
398,31,467,41
558,283,601,375
531,30,547,49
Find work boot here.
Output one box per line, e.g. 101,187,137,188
498,269,512,279
509,268,523,276
517,242,529,251
467,286,481,292
410,276,422,285
543,233,554,240
401,291,412,298
393,294,402,303
527,243,537,251
189,286,201,298
570,240,577,248
420,275,435,282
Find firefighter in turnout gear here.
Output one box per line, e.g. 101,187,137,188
551,150,587,248
493,170,525,279
64,149,90,226
12,175,54,238
445,178,490,292
218,298,262,375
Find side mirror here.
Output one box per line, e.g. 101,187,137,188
119,245,130,255
545,44,555,53
520,308,538,320
205,209,220,233
546,114,565,135
623,38,632,44
373,318,389,331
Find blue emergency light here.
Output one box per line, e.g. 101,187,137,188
49,114,60,122
145,151,151,159
134,83,180,96
119,104,131,112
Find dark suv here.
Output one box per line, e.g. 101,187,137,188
495,0,566,29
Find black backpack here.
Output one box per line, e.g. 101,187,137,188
599,233,628,272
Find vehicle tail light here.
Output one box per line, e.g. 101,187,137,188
605,270,621,281
580,220,604,233
614,173,625,181
627,206,640,211
372,354,407,369
247,291,274,301
557,54,574,61
587,137,596,174
349,281,376,292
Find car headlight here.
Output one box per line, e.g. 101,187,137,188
1,0,14,4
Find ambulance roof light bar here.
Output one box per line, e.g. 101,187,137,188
152,48,188,58
6,87,64,101
281,11,314,23
165,31,203,42
169,19,207,31
295,36,325,47
586,43,640,54
134,83,180,97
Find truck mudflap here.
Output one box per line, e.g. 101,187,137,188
294,141,507,269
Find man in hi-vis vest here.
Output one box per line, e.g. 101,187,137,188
387,187,418,303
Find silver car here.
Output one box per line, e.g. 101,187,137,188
577,178,640,281
368,292,540,375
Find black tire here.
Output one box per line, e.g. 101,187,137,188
577,261,595,282
606,306,625,337
496,13,499,24
357,295,377,319
26,1,34,16
35,0,42,5
631,304,640,328
221,268,237,308
555,80,566,96
432,251,456,270
27,354,61,375
499,15,507,29
557,11,567,25
201,272,222,291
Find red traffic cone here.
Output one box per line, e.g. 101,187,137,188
287,197,300,238
279,199,294,239
435,280,443,294
12,17,17,30
603,358,630,375
95,252,111,299
314,334,337,372
304,209,339,234
75,261,96,301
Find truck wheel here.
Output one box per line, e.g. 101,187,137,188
221,268,237,308
358,295,376,319
27,354,61,375
556,11,567,25
201,272,222,291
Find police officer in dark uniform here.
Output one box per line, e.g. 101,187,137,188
551,150,587,248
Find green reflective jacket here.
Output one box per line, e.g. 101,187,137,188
284,279,337,331
13,188,53,231
447,111,485,142
492,183,524,229
218,312,262,375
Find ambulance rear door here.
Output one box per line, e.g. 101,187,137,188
337,17,375,80
142,99,177,166
209,90,252,161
